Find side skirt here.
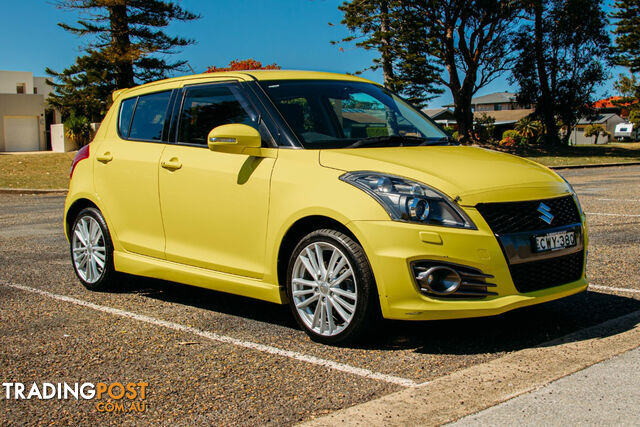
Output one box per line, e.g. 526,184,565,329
114,250,283,304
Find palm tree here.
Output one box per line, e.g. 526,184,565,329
515,117,542,143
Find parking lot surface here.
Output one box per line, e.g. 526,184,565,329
1,165,639,425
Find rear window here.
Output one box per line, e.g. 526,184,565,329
119,91,172,141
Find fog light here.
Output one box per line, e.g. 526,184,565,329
417,266,462,295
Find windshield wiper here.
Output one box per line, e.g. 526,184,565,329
345,135,449,149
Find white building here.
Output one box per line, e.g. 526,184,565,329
0,70,60,152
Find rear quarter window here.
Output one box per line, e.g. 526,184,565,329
117,97,137,138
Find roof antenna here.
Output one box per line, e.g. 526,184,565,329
186,62,196,74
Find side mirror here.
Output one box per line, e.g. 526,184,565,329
207,124,261,152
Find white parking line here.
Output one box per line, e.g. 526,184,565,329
585,212,640,217
594,198,640,202
589,284,640,295
0,281,417,388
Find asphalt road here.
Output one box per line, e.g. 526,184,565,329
1,165,639,425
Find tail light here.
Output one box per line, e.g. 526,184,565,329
70,144,90,179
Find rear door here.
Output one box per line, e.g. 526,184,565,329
93,90,174,259
158,82,276,278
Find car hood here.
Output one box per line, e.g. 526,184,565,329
319,146,571,206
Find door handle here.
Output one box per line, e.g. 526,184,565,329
161,158,182,171
96,152,113,163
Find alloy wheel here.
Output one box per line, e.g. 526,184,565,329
291,242,358,336
72,215,106,284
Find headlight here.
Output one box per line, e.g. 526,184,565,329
557,173,584,215
340,171,476,229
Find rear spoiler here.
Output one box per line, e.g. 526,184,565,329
112,88,129,102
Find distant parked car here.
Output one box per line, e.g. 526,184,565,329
64,70,588,344
614,122,639,141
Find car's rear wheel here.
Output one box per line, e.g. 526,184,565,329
286,229,378,344
70,207,117,291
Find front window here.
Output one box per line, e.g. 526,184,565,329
177,84,258,146
260,80,449,149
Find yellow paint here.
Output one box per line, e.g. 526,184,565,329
65,70,588,320
419,231,443,245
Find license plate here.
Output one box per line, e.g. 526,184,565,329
534,231,576,252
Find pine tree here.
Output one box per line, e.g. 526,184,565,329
611,0,640,72
611,0,640,126
334,0,443,108
47,0,199,120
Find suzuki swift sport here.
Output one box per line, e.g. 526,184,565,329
65,70,588,344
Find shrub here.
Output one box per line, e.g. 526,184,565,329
64,115,92,148
442,126,455,136
502,129,520,141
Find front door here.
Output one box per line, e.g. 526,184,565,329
158,83,276,278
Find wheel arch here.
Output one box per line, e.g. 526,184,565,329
64,197,100,242
276,215,360,293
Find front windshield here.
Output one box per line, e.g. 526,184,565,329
259,80,449,149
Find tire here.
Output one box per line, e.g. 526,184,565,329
286,229,379,345
70,207,118,291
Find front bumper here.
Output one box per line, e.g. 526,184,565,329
348,207,588,321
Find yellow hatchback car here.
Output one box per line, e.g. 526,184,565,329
65,70,588,344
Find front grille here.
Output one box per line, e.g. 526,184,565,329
476,195,580,235
509,251,584,293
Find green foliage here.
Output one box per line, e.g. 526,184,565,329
613,73,640,127
48,0,199,121
515,117,543,144
366,126,389,137
474,113,496,142
611,0,640,72
46,50,114,122
442,126,455,136
64,115,92,147
584,123,611,144
502,129,520,141
452,131,459,141
511,0,610,146
336,0,520,142
335,1,443,107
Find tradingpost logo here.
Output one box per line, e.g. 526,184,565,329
2,381,148,414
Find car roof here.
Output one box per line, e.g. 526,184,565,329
113,70,379,101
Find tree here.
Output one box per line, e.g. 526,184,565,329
411,1,520,143
584,124,610,145
336,0,520,142
46,50,115,122
206,59,280,73
47,0,199,120
611,2,640,126
334,1,443,107
511,0,610,145
515,116,542,144
474,113,496,141
612,74,640,126
611,0,640,73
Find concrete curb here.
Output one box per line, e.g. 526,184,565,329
302,308,640,426
551,161,640,170
0,188,67,195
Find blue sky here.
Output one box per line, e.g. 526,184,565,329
0,0,625,108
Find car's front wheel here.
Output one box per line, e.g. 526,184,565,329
286,229,378,344
70,207,117,291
